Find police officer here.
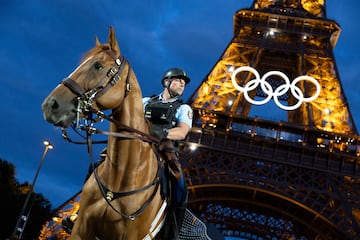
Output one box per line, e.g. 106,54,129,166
143,67,192,140
143,67,193,237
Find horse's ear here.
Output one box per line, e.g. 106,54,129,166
108,26,120,56
95,35,101,46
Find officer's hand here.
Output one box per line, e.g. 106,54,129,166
150,126,169,140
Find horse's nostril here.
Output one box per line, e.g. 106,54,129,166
50,98,59,110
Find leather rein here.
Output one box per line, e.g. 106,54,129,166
60,51,162,220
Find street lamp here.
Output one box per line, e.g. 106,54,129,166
11,140,54,240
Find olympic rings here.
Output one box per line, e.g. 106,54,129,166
231,66,320,111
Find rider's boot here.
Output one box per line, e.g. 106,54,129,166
172,172,188,231
174,189,188,231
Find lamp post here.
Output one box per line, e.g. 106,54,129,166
11,140,53,240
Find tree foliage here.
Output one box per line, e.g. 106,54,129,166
0,158,52,239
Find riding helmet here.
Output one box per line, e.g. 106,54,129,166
161,67,190,86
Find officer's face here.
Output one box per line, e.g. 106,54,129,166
169,78,186,95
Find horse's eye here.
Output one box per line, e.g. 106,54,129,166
94,62,103,70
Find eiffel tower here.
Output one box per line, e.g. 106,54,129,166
181,0,360,239
39,1,360,239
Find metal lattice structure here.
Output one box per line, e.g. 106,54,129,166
40,1,360,239
181,113,360,239
182,0,360,239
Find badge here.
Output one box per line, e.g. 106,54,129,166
188,110,193,119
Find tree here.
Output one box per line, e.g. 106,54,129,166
0,158,52,240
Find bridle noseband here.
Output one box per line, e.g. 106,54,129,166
62,54,130,98
61,53,131,126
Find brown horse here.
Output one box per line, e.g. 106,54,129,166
42,27,167,239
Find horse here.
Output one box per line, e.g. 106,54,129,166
41,26,166,239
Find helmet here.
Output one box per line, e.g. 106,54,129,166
161,67,190,86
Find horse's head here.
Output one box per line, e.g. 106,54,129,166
42,26,133,128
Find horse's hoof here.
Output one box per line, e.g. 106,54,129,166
61,214,78,234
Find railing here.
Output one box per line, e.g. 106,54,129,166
191,108,360,158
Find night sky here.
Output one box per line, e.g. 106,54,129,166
1,0,360,208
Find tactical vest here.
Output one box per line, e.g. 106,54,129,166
144,96,182,130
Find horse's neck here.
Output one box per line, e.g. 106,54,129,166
104,93,154,188
111,97,145,131
109,91,147,151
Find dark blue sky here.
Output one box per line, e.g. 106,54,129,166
1,0,360,208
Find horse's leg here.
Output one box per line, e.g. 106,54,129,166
70,208,97,240
71,180,99,240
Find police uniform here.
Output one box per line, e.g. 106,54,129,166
143,95,193,130
143,93,192,199
143,93,192,237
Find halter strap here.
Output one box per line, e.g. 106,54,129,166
62,78,86,96
61,55,130,100
95,56,130,99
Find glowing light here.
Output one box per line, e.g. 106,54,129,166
189,145,197,151
228,66,235,72
43,140,54,149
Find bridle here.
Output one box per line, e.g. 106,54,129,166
61,51,130,126
60,50,163,221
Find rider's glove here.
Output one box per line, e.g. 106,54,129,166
151,126,169,140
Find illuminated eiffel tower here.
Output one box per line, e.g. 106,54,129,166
40,1,360,239
181,0,360,239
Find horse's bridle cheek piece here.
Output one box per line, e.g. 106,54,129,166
60,54,131,126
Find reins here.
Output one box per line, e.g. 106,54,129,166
86,108,160,143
